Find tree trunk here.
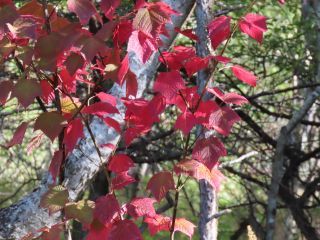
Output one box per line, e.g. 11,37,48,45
195,0,217,239
199,181,218,240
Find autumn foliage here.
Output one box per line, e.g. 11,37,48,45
0,0,270,239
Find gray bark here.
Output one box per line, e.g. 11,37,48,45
0,1,195,238
195,0,217,240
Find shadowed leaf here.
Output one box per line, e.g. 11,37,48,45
40,185,69,214
34,112,67,142
108,219,143,240
12,79,41,108
65,200,95,225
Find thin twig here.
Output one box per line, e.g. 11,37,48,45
170,134,190,240
219,151,258,168
206,209,232,222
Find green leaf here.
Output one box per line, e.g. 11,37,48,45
40,185,69,214
65,200,95,225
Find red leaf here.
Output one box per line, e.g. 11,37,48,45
0,37,16,60
147,94,166,116
77,36,107,62
144,214,171,236
183,56,209,77
0,0,13,8
38,223,64,240
147,171,175,201
173,87,200,112
239,13,267,43
135,0,146,9
174,218,196,239
94,194,120,226
192,136,226,170
35,33,68,71
153,71,185,104
16,46,34,67
96,21,117,42
219,92,249,105
174,110,197,135
113,20,132,47
108,219,142,240
27,133,43,155
0,80,13,105
12,79,42,108
6,122,28,148
159,46,196,70
101,0,121,20
7,17,38,40
123,97,147,115
127,197,156,219
122,95,165,146
127,30,157,63
125,71,138,97
207,87,249,105
82,102,119,117
48,150,63,183
174,159,216,188
108,154,134,173
175,27,198,41
0,4,19,35
34,111,67,142
208,16,231,49
213,55,231,64
123,95,164,125
133,2,178,39
231,65,257,87
112,171,136,190
64,118,84,153
102,143,116,150
67,0,97,25
206,106,241,136
40,80,54,104
96,92,117,107
87,219,111,240
58,69,76,93
117,54,129,86
18,0,56,20
144,215,195,238
103,117,121,133
123,125,150,146
65,52,84,76
194,100,219,125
